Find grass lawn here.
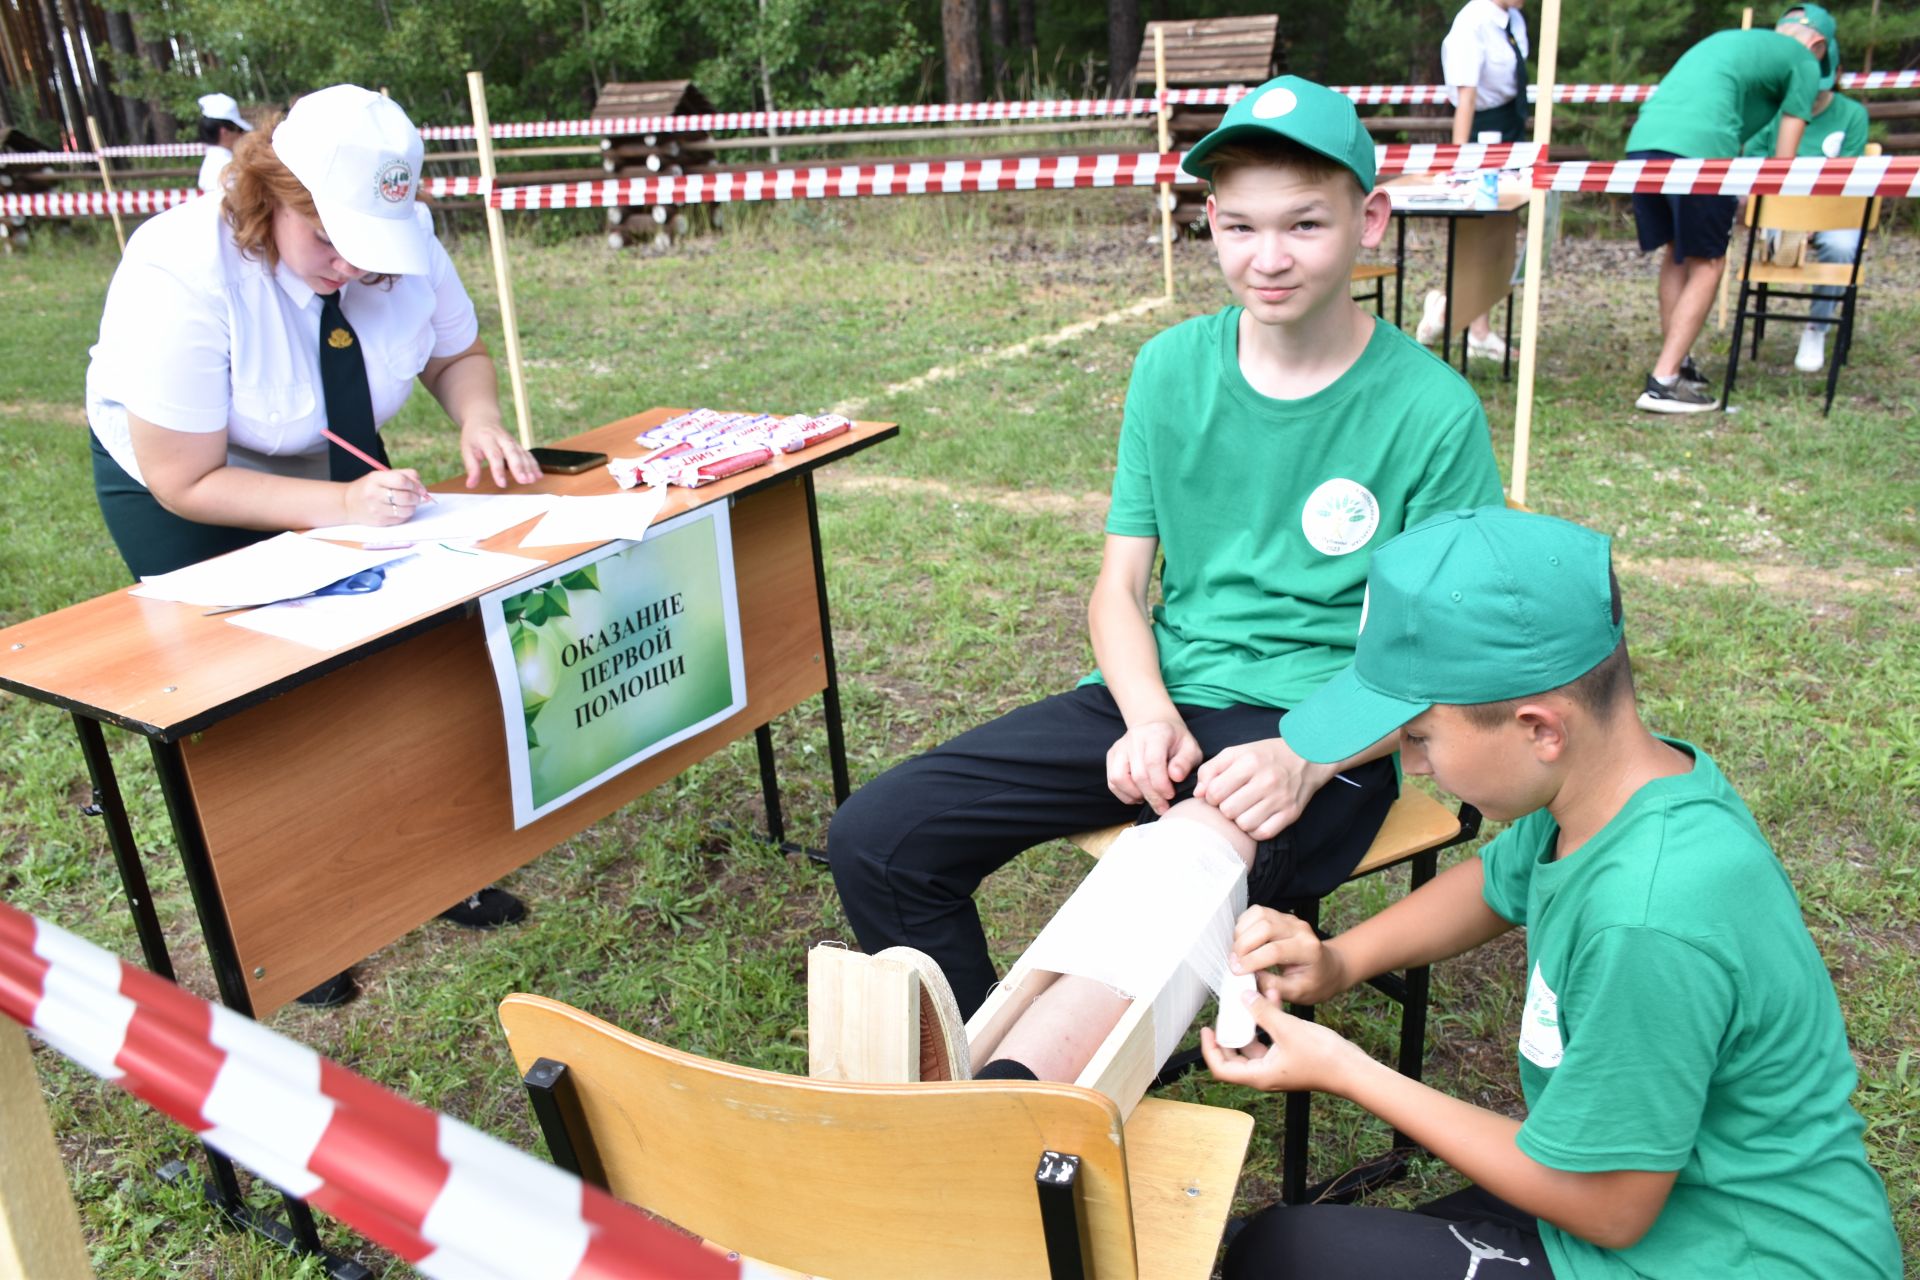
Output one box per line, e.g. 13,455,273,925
1,192,1916,1277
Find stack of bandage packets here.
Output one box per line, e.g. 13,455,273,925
607,409,855,490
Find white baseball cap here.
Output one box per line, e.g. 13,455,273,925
272,84,430,276
196,92,251,132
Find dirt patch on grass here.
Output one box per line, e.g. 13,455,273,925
1619,555,1916,604
1,400,86,426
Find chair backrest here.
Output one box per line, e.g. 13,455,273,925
497,993,1143,1280
1746,142,1885,234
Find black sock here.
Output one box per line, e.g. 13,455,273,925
975,1057,1040,1082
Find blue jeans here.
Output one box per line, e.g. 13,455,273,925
1807,227,1862,332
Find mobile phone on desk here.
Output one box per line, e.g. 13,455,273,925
530,447,609,475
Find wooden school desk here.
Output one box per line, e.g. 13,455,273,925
0,408,895,1018
1382,178,1530,377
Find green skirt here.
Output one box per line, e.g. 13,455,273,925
90,432,271,578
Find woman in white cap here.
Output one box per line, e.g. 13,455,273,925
85,85,541,996
194,92,251,193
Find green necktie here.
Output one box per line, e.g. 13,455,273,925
318,291,389,481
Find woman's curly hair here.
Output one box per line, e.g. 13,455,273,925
223,112,394,286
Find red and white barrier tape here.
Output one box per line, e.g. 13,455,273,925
0,142,208,165
417,96,1159,142
1532,154,1920,196
0,188,201,215
0,900,743,1280
452,143,1540,208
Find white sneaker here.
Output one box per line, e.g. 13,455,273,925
1795,326,1828,373
1468,332,1509,361
1415,290,1446,346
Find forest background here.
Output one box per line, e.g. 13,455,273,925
5,0,1919,163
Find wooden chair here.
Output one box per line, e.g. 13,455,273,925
1724,145,1883,416
1069,785,1482,1204
498,992,1253,1280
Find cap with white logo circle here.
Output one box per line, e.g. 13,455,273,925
272,84,430,276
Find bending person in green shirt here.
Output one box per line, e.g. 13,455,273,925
1744,63,1871,375
1621,9,1830,414
1206,507,1902,1280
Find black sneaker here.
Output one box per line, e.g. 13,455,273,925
294,970,357,1008
1635,373,1718,414
439,886,527,929
1678,355,1711,389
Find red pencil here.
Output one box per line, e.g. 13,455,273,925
321,427,434,504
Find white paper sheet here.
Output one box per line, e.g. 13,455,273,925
302,492,560,545
130,533,406,609
227,544,546,651
517,487,668,549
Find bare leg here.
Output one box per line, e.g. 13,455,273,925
987,802,1254,1081
1653,257,1725,381
1656,250,1686,335
1468,313,1495,343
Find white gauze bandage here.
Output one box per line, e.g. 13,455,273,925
1019,820,1249,1067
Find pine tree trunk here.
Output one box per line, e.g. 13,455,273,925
101,6,149,141
1108,0,1141,95
942,0,982,102
135,12,174,142
987,0,1009,96
1016,0,1035,58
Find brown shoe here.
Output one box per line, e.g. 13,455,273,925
873,947,970,1082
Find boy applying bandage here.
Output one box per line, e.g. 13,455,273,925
825,77,1504,1075
1203,507,1901,1280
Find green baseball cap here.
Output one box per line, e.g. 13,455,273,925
1281,508,1624,764
1181,75,1376,192
1778,4,1839,90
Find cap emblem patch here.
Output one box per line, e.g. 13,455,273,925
374,159,413,204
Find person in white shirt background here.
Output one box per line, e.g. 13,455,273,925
86,85,541,989
1418,0,1529,360
194,91,251,194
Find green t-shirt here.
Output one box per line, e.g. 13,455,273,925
1626,29,1820,158
1087,309,1502,710
1744,91,1870,159
1479,741,1902,1279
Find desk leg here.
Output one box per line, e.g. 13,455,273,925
147,739,252,1018
1443,219,1458,370
754,723,786,845
72,714,173,982
1395,216,1407,331
804,473,852,806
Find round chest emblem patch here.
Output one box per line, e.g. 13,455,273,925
1820,129,1843,158
1251,86,1298,120
1302,478,1380,556
375,160,413,204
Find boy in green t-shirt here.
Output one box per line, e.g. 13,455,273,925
1204,507,1902,1279
1622,10,1829,414
826,77,1503,1062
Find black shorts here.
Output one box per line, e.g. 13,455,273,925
1628,150,1737,263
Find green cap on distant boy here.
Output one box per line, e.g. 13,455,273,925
1779,4,1840,89
1281,507,1624,763
1181,75,1377,191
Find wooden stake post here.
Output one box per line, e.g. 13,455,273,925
1715,7,1755,333
0,1022,95,1279
465,72,534,449
1155,27,1176,302
1509,0,1561,508
84,116,126,253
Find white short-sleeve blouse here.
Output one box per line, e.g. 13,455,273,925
85,196,479,485
1441,0,1531,112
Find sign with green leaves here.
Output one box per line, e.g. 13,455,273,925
480,503,745,828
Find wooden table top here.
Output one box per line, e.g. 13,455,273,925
0,408,896,740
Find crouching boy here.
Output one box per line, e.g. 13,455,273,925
1204,507,1901,1279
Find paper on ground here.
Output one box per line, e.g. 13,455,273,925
302,492,560,545
517,487,668,548
228,544,546,651
131,533,405,608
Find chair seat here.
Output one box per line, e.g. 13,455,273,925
1068,787,1461,879
1741,262,1861,288
1126,1097,1255,1280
